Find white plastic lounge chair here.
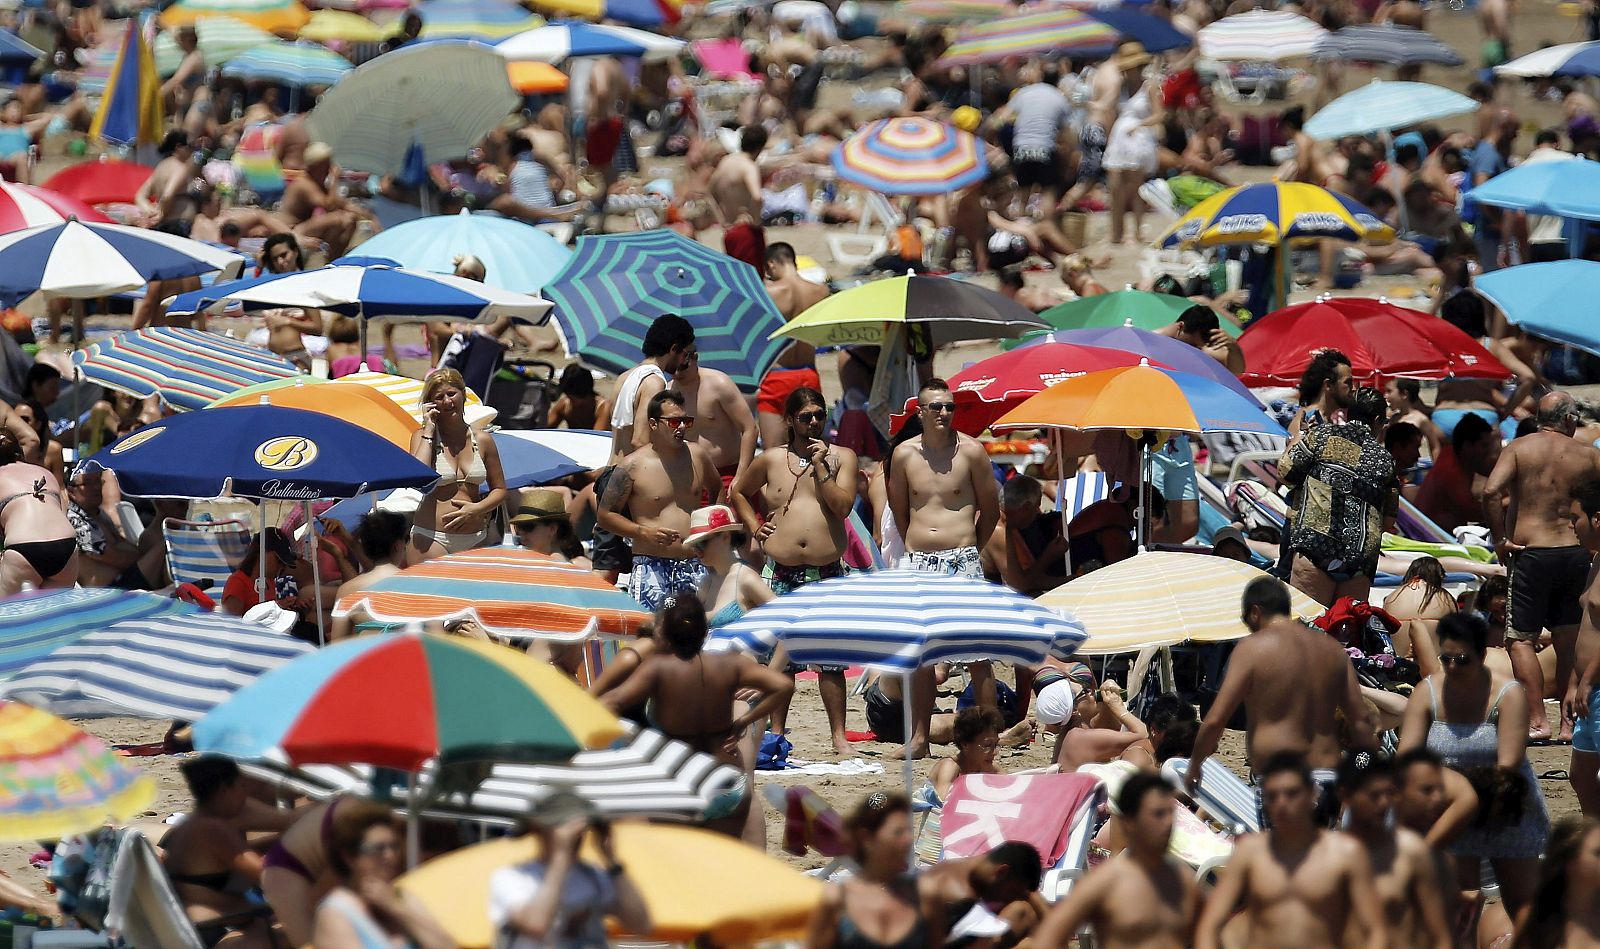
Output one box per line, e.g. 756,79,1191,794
105,828,272,949
1163,757,1261,836
826,191,901,270
163,518,251,593
1040,776,1108,902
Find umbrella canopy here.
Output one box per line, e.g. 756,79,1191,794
1303,80,1476,140
341,369,497,427
221,40,353,86
831,118,987,196
532,0,678,27
992,362,1286,436
708,570,1087,672
41,159,152,206
194,634,623,769
0,589,196,680
244,723,743,821
494,428,611,487
1024,325,1261,401
399,824,824,946
184,263,552,324
210,377,420,448
0,31,42,65
1473,260,1600,357
82,405,440,500
899,0,1014,22
153,16,275,74
350,209,573,295
334,548,649,641
73,327,301,412
1496,41,1600,78
0,182,110,237
1311,24,1461,67
938,8,1187,64
419,0,543,39
1039,551,1323,653
1,612,314,719
307,40,518,176
1239,296,1511,386
1032,288,1237,337
0,702,156,842
496,20,684,61
545,230,786,392
776,274,1049,348
159,0,311,32
1197,10,1326,61
1159,180,1395,249
506,59,568,93
0,219,244,304
298,9,394,41
1464,156,1600,221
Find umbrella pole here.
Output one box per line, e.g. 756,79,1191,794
70,299,82,462
258,502,269,601
1054,428,1071,577
358,319,369,378
306,499,326,647
1138,441,1149,551
406,770,420,869
901,669,916,866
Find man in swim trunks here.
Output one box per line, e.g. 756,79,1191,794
1484,392,1600,742
759,242,828,450
1566,479,1600,814
710,125,767,271
673,353,756,502
281,142,373,259
598,390,721,611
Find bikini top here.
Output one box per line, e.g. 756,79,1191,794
434,433,487,488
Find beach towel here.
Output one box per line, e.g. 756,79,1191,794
942,773,1099,866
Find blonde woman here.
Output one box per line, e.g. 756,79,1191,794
408,369,507,562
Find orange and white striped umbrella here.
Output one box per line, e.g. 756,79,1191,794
831,117,987,196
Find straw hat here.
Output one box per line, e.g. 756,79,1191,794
1113,41,1151,71
685,505,741,547
509,489,566,526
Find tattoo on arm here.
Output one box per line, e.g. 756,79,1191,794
600,466,632,513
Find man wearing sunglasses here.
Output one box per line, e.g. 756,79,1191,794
598,390,722,611
673,347,758,503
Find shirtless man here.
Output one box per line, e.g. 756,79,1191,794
1483,391,1600,742
275,114,310,174
1035,772,1200,949
1337,755,1453,949
597,390,721,612
281,142,371,259
673,355,756,501
710,125,768,273
1564,479,1600,815
758,242,828,450
730,386,860,754
1061,60,1119,211
888,378,1001,757
136,130,197,223
1196,752,1387,949
1187,577,1377,822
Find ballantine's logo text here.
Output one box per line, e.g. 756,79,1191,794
258,480,321,499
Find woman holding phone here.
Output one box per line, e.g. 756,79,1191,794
408,369,507,563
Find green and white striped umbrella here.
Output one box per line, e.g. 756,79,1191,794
153,16,275,76
221,40,351,86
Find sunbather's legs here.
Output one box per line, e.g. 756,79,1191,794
260,866,317,949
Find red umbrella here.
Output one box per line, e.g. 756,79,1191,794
0,181,111,234
897,341,1156,435
40,159,152,207
1239,296,1511,386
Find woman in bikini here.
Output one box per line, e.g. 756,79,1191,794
0,431,76,596
408,369,506,564
261,795,362,947
161,757,277,949
807,793,943,949
1384,556,1458,677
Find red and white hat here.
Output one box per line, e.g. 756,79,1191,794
686,504,741,547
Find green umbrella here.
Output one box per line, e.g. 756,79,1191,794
154,17,275,77
1005,289,1240,350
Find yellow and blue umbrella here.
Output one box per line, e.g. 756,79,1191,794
938,7,1186,65
0,701,157,842
1158,179,1394,249
832,117,987,196
419,0,543,40
90,15,163,146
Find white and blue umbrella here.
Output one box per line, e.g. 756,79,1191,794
496,20,685,62
1474,260,1600,357
0,219,245,304
1311,24,1461,68
348,210,574,295
1465,156,1600,222
0,589,197,680
1304,79,1476,140
1,612,314,720
221,40,353,87
1497,41,1600,78
73,327,302,412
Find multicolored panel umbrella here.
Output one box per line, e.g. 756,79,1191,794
193,633,624,770
1197,9,1326,61
775,273,1048,347
339,370,497,427
1026,325,1260,401
220,40,353,87
333,548,650,641
73,327,301,412
0,589,196,681
1158,180,1395,249
991,362,1286,436
544,229,787,392
831,117,987,196
507,60,569,94
210,377,420,448
1311,25,1461,67
418,0,544,40
1498,41,1600,78
938,9,1115,63
159,0,312,33
0,181,111,233
153,16,275,76
41,159,153,206
1302,80,1476,140
1239,296,1511,386
0,701,156,842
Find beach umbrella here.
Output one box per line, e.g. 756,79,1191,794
493,428,611,487
992,361,1285,437
0,612,314,720
89,15,163,147
40,159,152,206
153,16,275,75
1197,9,1327,61
531,0,679,27
1464,157,1600,222
0,589,196,681
159,0,311,33
1024,324,1260,401
82,405,439,501
210,377,420,448
936,7,1187,65
418,0,543,39
1039,550,1323,654
1239,295,1511,386
898,0,1014,23
0,31,42,66
1497,41,1600,78
1303,80,1476,140
333,548,649,641
307,40,517,176
339,369,497,427
194,633,623,769
1031,288,1237,337
506,60,567,93
1311,24,1462,67
774,273,1049,348
73,327,301,412
297,9,395,41
399,824,823,946
0,219,244,305
1158,179,1395,250
1474,260,1600,357
349,209,573,295
0,181,111,233
0,702,156,842
242,723,744,821
220,40,353,86
186,262,551,324
495,20,684,62
831,117,988,197
544,230,787,392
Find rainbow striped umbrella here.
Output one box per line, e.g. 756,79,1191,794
938,9,1118,63
221,40,353,87
0,701,156,841
334,548,649,642
73,327,301,412
419,0,544,40
159,0,312,33
832,117,987,196
339,369,497,427
1158,179,1395,249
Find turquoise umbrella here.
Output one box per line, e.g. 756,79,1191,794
1304,79,1476,140
221,41,352,87
350,209,573,295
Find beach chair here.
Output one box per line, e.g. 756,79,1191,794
163,518,251,593
1162,757,1261,836
105,828,271,949
941,772,1106,903
825,191,901,270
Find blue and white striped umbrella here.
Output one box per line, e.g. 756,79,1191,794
1497,41,1600,78
0,220,245,305
0,589,197,681
1303,79,1476,141
1,613,314,720
1310,25,1461,67
74,327,302,412
221,41,353,87
706,570,1088,672
496,20,685,62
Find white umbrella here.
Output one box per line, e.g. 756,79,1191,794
495,21,685,63
1198,9,1327,61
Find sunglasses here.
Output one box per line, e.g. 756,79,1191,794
793,410,827,423
358,841,400,857
1438,654,1473,668
923,401,957,414
655,416,695,429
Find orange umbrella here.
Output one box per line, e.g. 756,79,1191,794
507,61,568,94
211,378,419,449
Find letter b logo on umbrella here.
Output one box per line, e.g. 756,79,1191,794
255,436,319,471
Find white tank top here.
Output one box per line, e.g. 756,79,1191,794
611,364,668,430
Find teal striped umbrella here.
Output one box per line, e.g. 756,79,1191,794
222,41,352,86
543,230,787,392
153,16,276,76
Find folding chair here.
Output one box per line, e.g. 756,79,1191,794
1162,757,1261,836
163,518,251,593
106,829,272,949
